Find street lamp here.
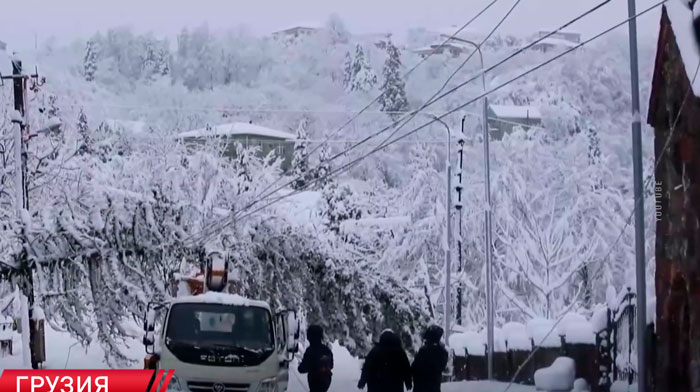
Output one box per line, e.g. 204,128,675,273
444,35,494,380
423,113,453,347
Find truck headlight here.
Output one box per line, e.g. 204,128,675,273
166,376,183,392
258,378,277,392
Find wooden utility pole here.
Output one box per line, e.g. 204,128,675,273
2,57,42,368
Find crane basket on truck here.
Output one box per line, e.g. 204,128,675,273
142,252,300,392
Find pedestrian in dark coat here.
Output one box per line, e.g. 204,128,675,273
357,329,413,392
411,325,448,392
298,325,334,392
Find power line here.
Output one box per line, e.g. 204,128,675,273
239,0,506,227
500,12,693,392
231,0,611,218
185,0,526,245
203,0,643,240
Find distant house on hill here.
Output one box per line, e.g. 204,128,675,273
647,3,700,392
530,30,581,53
536,30,581,43
176,122,296,171
487,104,542,140
0,40,6,52
411,41,472,58
271,24,324,41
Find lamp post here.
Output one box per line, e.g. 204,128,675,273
447,35,494,380
423,113,453,345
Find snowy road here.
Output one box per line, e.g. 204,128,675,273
1,327,536,392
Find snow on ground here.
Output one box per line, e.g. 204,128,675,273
288,340,362,392
1,324,143,370
443,381,536,392
2,328,538,392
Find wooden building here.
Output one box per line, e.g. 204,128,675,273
647,3,700,391
176,122,296,172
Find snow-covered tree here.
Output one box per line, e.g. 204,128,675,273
83,40,99,82
348,45,377,93
314,143,331,190
343,51,353,90
492,133,601,319
157,46,170,76
379,41,408,120
76,109,91,156
378,143,450,317
325,13,350,45
322,180,362,235
291,118,310,190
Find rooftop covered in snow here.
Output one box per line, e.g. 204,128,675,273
532,37,580,49
664,2,700,95
172,291,271,310
271,23,325,35
488,104,542,120
176,122,296,140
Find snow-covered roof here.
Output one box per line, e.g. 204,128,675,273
533,37,579,49
176,122,296,140
665,2,700,95
272,23,324,34
489,104,542,119
172,292,270,310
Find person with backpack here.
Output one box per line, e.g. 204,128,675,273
411,325,448,392
357,329,412,392
298,325,334,392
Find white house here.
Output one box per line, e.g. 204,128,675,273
487,104,543,140
176,122,297,171
411,41,472,58
532,30,581,53
271,23,325,41
536,30,581,43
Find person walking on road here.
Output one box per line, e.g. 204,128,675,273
298,325,334,392
357,329,412,392
411,325,448,392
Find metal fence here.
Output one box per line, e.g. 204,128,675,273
597,287,655,392
453,287,655,392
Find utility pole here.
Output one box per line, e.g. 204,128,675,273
3,57,40,369
456,118,465,326
626,0,646,391
445,157,452,345
483,96,494,380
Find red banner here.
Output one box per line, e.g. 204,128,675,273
0,369,174,392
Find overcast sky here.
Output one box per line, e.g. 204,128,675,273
0,0,664,51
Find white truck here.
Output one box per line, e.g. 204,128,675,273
142,252,301,392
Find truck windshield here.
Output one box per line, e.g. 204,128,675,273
165,303,274,351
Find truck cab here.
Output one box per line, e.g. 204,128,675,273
142,253,300,392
